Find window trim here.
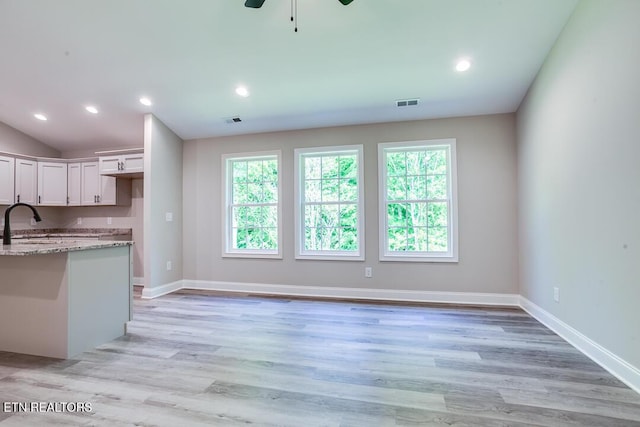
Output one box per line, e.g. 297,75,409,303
378,139,458,262
222,150,283,259
294,144,365,261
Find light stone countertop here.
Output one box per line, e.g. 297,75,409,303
0,240,133,256
5,228,132,239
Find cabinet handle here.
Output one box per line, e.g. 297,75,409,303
67,196,70,205
17,194,20,203
97,195,101,203
38,195,41,204
94,195,97,203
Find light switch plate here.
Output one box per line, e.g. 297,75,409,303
166,212,173,222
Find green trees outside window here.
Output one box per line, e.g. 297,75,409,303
296,146,364,259
225,153,281,256
379,139,457,261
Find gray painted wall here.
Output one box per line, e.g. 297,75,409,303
183,114,518,294
0,121,60,158
517,0,640,368
144,114,183,288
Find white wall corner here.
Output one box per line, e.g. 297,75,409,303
519,296,640,395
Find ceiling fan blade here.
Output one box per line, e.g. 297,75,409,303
338,0,354,4
244,0,266,8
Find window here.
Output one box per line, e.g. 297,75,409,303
295,145,364,260
223,151,282,258
378,139,458,262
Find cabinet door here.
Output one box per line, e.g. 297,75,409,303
38,162,67,206
0,155,15,205
123,153,144,173
15,158,37,204
99,175,117,205
81,162,100,205
67,163,82,206
99,156,121,174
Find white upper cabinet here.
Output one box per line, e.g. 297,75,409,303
99,152,144,177
37,161,68,206
81,161,101,205
15,158,37,205
67,162,82,206
81,161,129,206
0,155,15,205
0,150,139,208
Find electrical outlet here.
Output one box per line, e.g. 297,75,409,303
166,261,172,271
166,212,173,222
107,217,112,225
77,217,82,225
553,287,560,303
365,267,372,278
30,218,37,226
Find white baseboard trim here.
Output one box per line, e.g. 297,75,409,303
180,279,520,306
520,296,640,394
141,280,183,299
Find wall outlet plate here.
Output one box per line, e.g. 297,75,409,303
165,212,173,222
365,267,372,278
107,217,112,225
553,287,560,302
77,217,82,225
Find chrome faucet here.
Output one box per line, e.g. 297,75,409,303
3,203,42,245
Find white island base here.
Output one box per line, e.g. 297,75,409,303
0,245,132,359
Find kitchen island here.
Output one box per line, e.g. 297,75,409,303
0,239,133,359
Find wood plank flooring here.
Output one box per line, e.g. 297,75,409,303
1,290,640,426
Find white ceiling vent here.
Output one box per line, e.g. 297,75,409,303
396,98,420,107
224,116,242,124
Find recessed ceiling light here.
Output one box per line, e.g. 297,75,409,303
139,97,152,106
34,113,47,121
85,106,98,114
455,59,471,72
235,86,250,97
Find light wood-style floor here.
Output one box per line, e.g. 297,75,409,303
1,290,640,426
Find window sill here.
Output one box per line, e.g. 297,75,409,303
296,253,364,261
379,253,458,263
222,252,282,260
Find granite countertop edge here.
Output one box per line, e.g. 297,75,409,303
0,228,132,239
0,240,133,256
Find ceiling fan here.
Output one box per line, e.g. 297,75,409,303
245,0,353,8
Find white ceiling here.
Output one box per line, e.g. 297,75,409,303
0,0,578,154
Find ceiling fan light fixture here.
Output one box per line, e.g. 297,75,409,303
338,0,354,4
244,0,266,8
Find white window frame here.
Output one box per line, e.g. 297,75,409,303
378,139,458,262
222,151,282,259
294,145,365,261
